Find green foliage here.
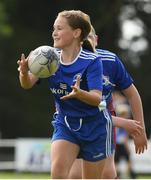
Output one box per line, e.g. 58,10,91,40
0,1,13,38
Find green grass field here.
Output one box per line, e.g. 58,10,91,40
0,171,151,179
0,172,50,179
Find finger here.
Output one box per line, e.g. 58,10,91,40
146,142,148,149
60,95,68,100
135,147,138,154
139,147,144,154
137,124,144,131
60,96,66,100
135,127,142,135
21,53,25,60
17,67,21,71
135,145,140,154
133,127,140,135
17,60,20,65
75,75,81,87
137,148,141,154
60,94,72,100
132,132,139,137
130,127,141,137
135,121,141,124
134,120,143,127
140,148,144,154
136,147,142,154
71,86,78,92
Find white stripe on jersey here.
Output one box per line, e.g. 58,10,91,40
79,50,99,60
56,48,98,60
96,49,116,62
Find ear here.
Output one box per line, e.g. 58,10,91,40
73,28,82,39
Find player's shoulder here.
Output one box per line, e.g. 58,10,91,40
96,48,118,62
79,48,99,60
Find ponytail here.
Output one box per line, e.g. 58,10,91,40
82,39,95,52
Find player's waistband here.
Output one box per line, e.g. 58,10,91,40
55,111,103,123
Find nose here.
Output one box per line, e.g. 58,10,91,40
52,29,58,37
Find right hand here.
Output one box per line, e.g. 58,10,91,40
60,75,81,100
17,53,29,75
123,120,143,138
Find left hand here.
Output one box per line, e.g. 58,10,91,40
133,131,148,154
60,75,81,100
17,53,29,75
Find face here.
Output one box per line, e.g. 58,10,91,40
52,16,80,49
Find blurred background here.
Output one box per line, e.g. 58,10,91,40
0,0,151,178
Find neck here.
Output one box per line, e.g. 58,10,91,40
61,46,81,63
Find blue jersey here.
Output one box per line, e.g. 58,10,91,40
48,47,103,117
50,48,114,161
96,49,133,105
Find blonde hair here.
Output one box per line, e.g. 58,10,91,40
90,25,96,36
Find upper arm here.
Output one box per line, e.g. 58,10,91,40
122,84,140,99
113,56,133,90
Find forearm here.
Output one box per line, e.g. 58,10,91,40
123,85,145,130
112,116,127,128
19,72,38,89
112,116,133,128
76,89,102,106
122,85,147,153
129,93,145,128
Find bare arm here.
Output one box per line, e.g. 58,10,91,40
17,54,39,89
122,84,148,153
112,116,143,137
60,75,102,106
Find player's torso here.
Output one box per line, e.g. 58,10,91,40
48,48,102,117
49,49,98,98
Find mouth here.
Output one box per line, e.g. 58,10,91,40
54,38,60,42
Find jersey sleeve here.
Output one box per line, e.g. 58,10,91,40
113,56,133,90
86,56,103,91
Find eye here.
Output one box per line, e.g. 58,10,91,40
53,26,63,32
57,26,63,30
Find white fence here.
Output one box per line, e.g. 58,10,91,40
0,138,151,173
0,139,16,170
15,138,50,172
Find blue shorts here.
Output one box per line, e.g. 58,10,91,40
51,110,114,162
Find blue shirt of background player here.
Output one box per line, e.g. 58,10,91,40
48,47,103,118
116,128,128,144
96,49,133,105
